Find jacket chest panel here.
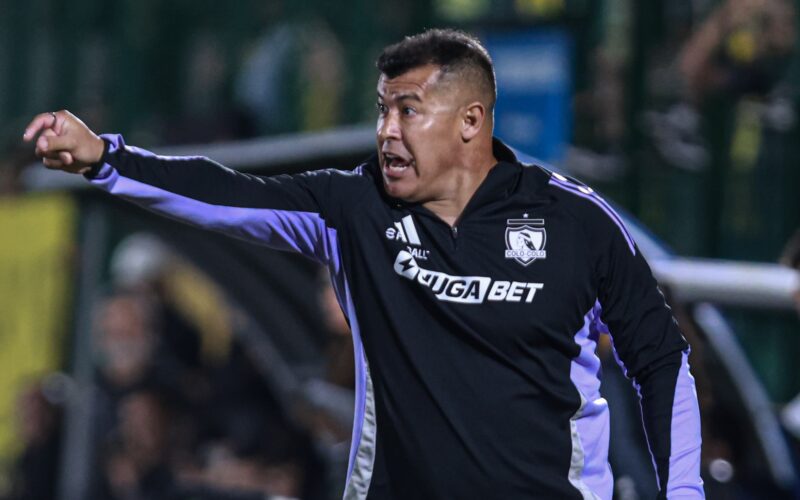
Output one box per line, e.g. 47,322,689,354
360,208,595,348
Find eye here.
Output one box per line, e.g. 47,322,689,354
376,102,388,115
402,106,417,116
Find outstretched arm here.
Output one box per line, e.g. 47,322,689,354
24,110,341,264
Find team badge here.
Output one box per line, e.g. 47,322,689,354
505,218,547,266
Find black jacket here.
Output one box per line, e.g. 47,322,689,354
87,135,704,499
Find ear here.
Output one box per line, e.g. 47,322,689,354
461,101,487,142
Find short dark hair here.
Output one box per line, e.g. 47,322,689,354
377,28,496,109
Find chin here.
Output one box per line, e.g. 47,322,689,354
383,179,418,202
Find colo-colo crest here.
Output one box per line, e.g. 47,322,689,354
504,218,547,266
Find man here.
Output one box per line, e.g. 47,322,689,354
25,29,703,499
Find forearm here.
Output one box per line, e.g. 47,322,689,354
87,134,335,262
635,348,704,499
594,241,704,496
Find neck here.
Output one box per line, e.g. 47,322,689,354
423,146,498,227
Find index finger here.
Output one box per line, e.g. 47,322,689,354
22,113,58,142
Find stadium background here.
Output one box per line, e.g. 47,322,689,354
1,0,799,498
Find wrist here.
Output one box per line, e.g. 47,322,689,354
91,135,106,164
84,137,110,179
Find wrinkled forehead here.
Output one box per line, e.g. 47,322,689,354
377,64,443,100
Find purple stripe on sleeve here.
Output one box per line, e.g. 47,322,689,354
569,302,613,498
607,332,704,498
599,298,662,487
325,260,366,479
609,340,661,488
549,178,636,255
666,350,704,497
345,286,368,479
316,232,375,495
548,176,633,241
330,268,376,498
89,166,336,263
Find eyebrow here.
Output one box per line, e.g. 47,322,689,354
377,92,422,102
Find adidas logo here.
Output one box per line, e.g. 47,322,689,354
385,215,421,246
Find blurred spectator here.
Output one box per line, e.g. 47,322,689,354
100,391,175,500
82,232,334,499
568,48,627,182
163,33,255,144
109,234,204,371
89,290,195,499
9,380,63,500
90,289,196,410
194,418,308,498
296,19,345,132
235,13,344,135
637,0,797,175
289,270,356,496
94,292,160,390
679,0,796,103
671,0,796,173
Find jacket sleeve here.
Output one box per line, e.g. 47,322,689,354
85,134,343,265
589,202,704,499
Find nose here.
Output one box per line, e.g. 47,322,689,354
377,110,401,143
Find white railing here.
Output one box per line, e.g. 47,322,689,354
652,259,799,310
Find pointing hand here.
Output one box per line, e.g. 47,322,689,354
23,110,106,174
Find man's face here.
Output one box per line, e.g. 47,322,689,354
376,64,463,203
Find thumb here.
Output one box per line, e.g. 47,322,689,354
59,151,75,165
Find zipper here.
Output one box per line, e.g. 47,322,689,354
450,225,459,250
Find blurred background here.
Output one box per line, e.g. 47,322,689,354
1,0,800,499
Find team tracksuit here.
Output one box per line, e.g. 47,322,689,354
86,135,704,499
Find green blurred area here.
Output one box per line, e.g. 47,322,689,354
0,0,798,398
0,0,432,142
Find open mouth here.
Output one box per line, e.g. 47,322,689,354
383,152,414,176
